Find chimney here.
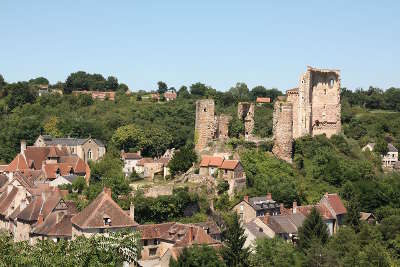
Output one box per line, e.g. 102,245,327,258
21,198,27,210
137,150,141,156
293,201,297,214
7,184,13,194
244,195,249,202
266,192,272,200
130,203,135,221
104,187,112,197
20,140,26,154
263,214,270,224
37,213,43,224
325,192,329,197
280,203,285,214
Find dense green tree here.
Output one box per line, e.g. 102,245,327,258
170,245,225,267
4,82,37,111
297,207,329,252
178,85,190,98
228,116,245,138
28,77,49,85
157,81,168,94
229,82,250,102
190,82,208,96
250,237,303,267
346,194,362,232
168,144,197,176
111,124,145,152
375,138,388,155
221,213,250,267
106,76,119,90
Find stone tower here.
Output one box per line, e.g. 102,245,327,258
272,66,341,162
272,98,293,163
216,114,231,140
237,102,255,140
296,66,341,138
195,99,216,151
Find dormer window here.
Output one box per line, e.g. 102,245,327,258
103,214,111,226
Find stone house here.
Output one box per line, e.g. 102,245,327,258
35,135,106,162
290,193,347,235
164,91,177,101
6,141,90,183
199,156,224,177
232,194,281,223
362,143,398,169
71,188,138,238
121,150,142,177
137,222,220,267
135,157,154,174
256,97,271,106
72,90,115,101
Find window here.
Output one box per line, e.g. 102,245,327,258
328,79,334,88
144,240,148,246
324,89,327,95
149,248,157,256
88,149,92,160
203,108,207,112
153,239,159,245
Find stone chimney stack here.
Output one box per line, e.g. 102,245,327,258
293,201,297,214
244,195,249,202
188,226,194,243
37,213,43,224
20,140,26,154
266,193,272,200
280,203,285,214
130,203,135,221
137,150,141,156
104,187,112,197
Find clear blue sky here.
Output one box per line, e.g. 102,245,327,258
1,1,399,92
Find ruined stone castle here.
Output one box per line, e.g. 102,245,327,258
273,66,341,162
194,100,255,151
195,99,232,151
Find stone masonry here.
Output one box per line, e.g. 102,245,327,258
216,114,231,140
238,102,255,140
272,98,293,163
195,99,216,151
273,66,341,162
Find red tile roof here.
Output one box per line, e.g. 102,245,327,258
6,154,28,172
164,92,177,100
220,160,239,170
256,97,271,103
322,193,347,215
199,156,224,167
137,158,154,166
71,188,138,229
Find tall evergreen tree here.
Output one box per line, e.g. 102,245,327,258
298,207,329,252
346,195,361,232
221,213,250,267
170,245,225,267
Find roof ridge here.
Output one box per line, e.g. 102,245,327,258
81,191,107,228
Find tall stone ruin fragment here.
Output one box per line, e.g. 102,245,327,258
273,66,341,162
238,102,255,140
195,99,232,152
272,98,293,163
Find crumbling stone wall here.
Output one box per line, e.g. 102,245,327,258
238,102,255,140
273,66,341,162
195,99,216,151
272,99,293,163
216,114,231,140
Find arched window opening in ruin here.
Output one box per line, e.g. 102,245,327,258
315,120,320,126
324,104,326,109
203,108,207,112
328,79,334,88
324,89,327,95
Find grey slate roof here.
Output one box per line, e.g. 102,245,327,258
245,221,267,238
267,214,306,234
42,136,104,147
388,143,398,152
248,196,280,211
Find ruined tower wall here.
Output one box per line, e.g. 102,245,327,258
309,69,341,138
297,70,312,137
195,99,216,151
216,114,231,140
238,102,255,140
287,90,299,139
272,100,293,163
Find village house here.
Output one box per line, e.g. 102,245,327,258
256,97,271,106
164,91,177,101
6,141,90,183
199,156,224,177
71,187,138,238
289,193,347,235
121,150,142,177
72,90,116,101
360,212,376,224
137,222,220,267
232,194,281,223
362,143,398,169
35,135,106,162
134,149,175,180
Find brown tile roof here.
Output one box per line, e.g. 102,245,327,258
71,188,138,229
322,193,347,216
6,154,28,172
256,97,271,103
32,213,73,237
137,158,154,166
137,222,175,239
17,191,64,222
194,221,221,236
360,212,375,221
199,156,224,168
122,152,142,160
220,160,239,170
0,174,8,189
0,187,18,216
